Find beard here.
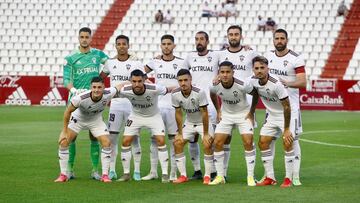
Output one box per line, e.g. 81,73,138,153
196,44,206,52
229,40,240,48
275,43,287,52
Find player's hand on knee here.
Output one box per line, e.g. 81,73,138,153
282,129,293,146
202,134,213,148
245,112,255,126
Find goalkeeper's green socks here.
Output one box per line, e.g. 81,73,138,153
68,141,76,172
90,140,100,171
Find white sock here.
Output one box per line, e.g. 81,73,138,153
158,145,169,175
101,147,112,175
270,138,276,157
293,139,301,179
108,133,119,172
149,137,158,174
204,154,214,177
245,148,256,177
58,147,69,175
121,146,132,174
261,149,275,180
175,152,186,176
132,135,141,173
168,136,177,175
223,144,231,176
214,151,225,177
285,150,295,179
189,142,201,171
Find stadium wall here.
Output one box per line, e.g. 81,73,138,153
1,75,360,110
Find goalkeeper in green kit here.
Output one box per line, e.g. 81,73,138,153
62,27,109,180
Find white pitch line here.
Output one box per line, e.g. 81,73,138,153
300,129,360,149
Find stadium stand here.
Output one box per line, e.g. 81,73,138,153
0,0,358,81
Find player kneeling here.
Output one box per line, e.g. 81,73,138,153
55,77,123,183
171,69,214,184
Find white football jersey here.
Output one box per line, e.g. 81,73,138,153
264,50,305,112
102,57,143,110
146,56,185,108
245,74,289,115
171,86,208,124
185,50,219,109
210,77,250,115
119,83,167,117
71,87,118,120
217,47,259,80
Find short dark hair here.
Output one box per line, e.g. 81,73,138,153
274,28,288,39
252,56,268,66
130,69,145,78
227,25,242,35
219,61,234,70
115,35,129,44
91,76,104,83
79,27,92,35
196,31,209,41
177,69,191,77
161,34,175,43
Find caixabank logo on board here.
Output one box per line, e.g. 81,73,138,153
300,94,344,107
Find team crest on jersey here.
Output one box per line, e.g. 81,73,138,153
126,64,131,70
266,88,271,95
239,55,245,62
283,60,288,67
207,56,212,62
146,96,151,101
92,57,97,64
191,98,196,105
173,64,178,70
233,91,238,97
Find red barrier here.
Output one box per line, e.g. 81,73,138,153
1,76,359,110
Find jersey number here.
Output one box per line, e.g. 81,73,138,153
109,113,115,122
126,119,133,127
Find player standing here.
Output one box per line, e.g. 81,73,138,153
100,35,143,180
245,56,294,188
217,25,259,179
63,27,108,180
208,61,255,186
142,34,185,181
116,70,174,183
171,69,214,184
264,29,306,186
55,76,123,183
184,31,219,179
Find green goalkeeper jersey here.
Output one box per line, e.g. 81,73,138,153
63,47,108,89
63,47,108,100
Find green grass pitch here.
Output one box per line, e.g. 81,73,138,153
0,106,359,203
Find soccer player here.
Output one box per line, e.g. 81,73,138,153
55,76,123,183
264,29,306,186
245,56,294,188
184,31,219,180
116,69,175,183
142,34,186,182
171,69,214,184
100,35,143,180
63,27,109,180
208,61,255,186
217,25,259,178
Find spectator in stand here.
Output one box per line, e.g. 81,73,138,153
337,1,349,17
202,1,213,18
224,0,238,18
155,10,163,23
214,3,227,17
163,10,174,24
266,17,277,32
257,15,266,33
